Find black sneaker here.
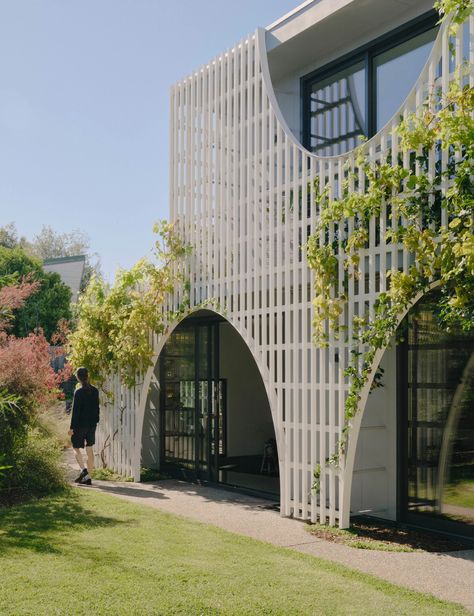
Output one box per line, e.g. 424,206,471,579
79,473,92,486
74,469,88,484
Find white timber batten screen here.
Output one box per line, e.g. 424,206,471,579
96,13,474,527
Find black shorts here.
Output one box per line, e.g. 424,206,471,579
71,427,96,449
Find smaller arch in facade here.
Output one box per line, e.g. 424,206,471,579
139,309,282,497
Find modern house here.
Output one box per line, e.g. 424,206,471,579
99,0,474,538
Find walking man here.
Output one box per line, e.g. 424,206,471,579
68,367,100,485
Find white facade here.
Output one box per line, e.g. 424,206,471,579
98,1,474,529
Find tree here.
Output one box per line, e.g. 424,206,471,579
0,247,72,340
0,223,102,292
0,223,28,250
68,220,191,387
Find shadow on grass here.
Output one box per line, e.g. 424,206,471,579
0,488,126,555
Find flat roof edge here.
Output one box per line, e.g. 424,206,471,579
43,255,86,265
266,0,318,31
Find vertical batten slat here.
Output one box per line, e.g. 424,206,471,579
292,144,300,516
301,149,309,519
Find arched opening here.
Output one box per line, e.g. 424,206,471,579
141,310,280,496
397,290,474,536
351,289,474,537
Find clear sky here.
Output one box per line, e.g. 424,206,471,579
0,0,299,281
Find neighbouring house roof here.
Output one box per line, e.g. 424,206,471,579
43,255,86,303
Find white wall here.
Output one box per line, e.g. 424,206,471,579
219,322,275,457
351,343,397,521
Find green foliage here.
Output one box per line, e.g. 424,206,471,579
434,0,474,34
307,2,474,487
0,386,66,501
311,464,322,494
0,389,29,484
0,246,72,340
0,390,22,488
140,466,168,482
90,467,134,482
11,427,66,497
68,220,191,387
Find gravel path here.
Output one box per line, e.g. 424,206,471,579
64,450,474,613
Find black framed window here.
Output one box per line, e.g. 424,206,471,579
302,12,438,155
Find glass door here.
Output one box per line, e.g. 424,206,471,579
161,326,197,473
398,292,474,537
160,318,226,481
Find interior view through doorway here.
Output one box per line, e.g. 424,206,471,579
157,311,279,497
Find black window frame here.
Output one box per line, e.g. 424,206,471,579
396,294,474,539
301,10,439,152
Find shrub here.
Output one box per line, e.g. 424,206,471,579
0,332,66,407
12,427,66,497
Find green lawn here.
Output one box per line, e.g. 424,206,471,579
0,490,468,616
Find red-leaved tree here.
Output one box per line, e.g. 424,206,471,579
0,276,71,409
0,277,39,332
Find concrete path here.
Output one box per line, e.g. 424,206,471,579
64,451,474,613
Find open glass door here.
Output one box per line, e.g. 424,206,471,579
160,318,225,481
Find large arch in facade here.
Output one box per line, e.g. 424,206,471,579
342,283,474,536
134,308,283,494
340,284,440,527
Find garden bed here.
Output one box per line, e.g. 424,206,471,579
308,518,474,552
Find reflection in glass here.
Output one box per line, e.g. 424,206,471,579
160,320,225,475
308,61,366,156
403,292,474,534
375,28,438,131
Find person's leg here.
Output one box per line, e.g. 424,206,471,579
86,446,94,472
73,447,85,469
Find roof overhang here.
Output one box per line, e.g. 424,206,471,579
266,0,436,81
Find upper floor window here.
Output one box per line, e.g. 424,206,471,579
302,13,438,156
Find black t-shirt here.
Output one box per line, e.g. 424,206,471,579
70,385,100,429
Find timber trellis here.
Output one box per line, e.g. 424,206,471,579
97,15,474,528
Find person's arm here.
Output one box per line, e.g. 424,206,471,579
69,389,82,432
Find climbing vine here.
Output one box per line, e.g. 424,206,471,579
308,2,474,492
68,221,192,388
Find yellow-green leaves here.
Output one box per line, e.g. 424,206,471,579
68,221,190,388
434,0,474,35
307,8,473,483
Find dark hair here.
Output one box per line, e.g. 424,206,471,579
76,367,89,385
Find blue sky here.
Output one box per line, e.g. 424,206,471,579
0,0,298,281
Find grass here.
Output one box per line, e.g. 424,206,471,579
38,401,71,449
91,467,134,482
0,490,469,616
